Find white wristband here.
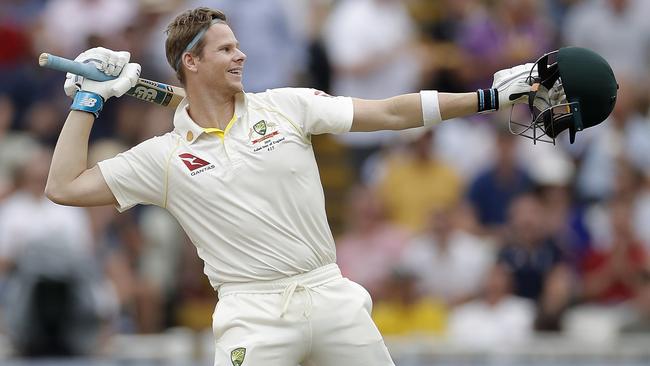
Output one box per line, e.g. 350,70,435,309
420,90,442,127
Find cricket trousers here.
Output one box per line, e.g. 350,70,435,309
213,263,395,366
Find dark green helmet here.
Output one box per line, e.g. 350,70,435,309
515,47,618,144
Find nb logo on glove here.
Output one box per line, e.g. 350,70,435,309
79,96,98,107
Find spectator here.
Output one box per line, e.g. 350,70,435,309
0,146,116,356
455,0,554,90
0,95,37,199
448,264,535,349
498,193,565,299
111,99,152,145
467,127,534,238
0,0,44,79
493,0,556,63
322,0,422,170
39,0,137,56
527,145,591,268
582,198,647,304
0,0,46,29
412,0,476,92
563,0,650,80
303,0,334,93
0,146,93,277
528,153,580,332
620,269,650,333
399,204,494,306
376,129,463,233
323,0,420,100
175,236,216,331
633,170,650,250
575,76,650,202
371,268,448,336
86,201,156,333
336,185,410,300
21,100,65,146
86,140,181,334
433,115,496,182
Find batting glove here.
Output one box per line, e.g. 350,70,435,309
491,63,537,109
63,47,141,101
531,80,567,113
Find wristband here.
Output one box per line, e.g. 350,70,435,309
70,91,104,118
477,88,499,113
420,90,442,127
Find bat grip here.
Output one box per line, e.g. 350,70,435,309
39,53,115,82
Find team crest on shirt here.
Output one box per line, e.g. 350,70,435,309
253,120,267,135
248,120,285,153
231,347,246,366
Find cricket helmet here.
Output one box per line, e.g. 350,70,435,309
511,47,618,144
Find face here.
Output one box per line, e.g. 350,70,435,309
347,186,384,228
189,23,246,94
508,195,545,245
495,131,517,166
484,265,512,299
18,147,51,194
428,208,453,240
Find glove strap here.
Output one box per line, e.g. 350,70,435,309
70,91,104,118
477,88,499,113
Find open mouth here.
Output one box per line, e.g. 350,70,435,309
228,68,242,75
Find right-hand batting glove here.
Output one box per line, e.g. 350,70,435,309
65,47,141,118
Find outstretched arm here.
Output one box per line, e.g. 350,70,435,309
351,92,478,132
350,63,535,132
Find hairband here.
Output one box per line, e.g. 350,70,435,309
175,18,223,71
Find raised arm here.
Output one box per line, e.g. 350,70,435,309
45,48,140,207
46,111,116,206
350,63,535,132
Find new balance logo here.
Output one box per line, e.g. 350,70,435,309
79,96,98,107
179,153,210,171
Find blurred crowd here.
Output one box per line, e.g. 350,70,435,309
1,0,650,358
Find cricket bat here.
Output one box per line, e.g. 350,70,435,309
38,53,186,108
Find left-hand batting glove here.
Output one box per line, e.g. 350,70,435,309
491,63,537,109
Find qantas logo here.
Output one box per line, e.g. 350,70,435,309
178,153,215,176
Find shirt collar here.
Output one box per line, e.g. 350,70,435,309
173,92,248,144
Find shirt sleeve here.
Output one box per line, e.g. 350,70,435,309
97,135,171,212
265,88,354,137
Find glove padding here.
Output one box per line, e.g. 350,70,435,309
532,81,566,111
64,47,141,101
491,63,537,109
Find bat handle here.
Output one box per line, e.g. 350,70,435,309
39,53,115,82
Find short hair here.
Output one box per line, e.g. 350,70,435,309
165,7,227,84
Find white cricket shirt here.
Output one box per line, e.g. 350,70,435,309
98,88,353,288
